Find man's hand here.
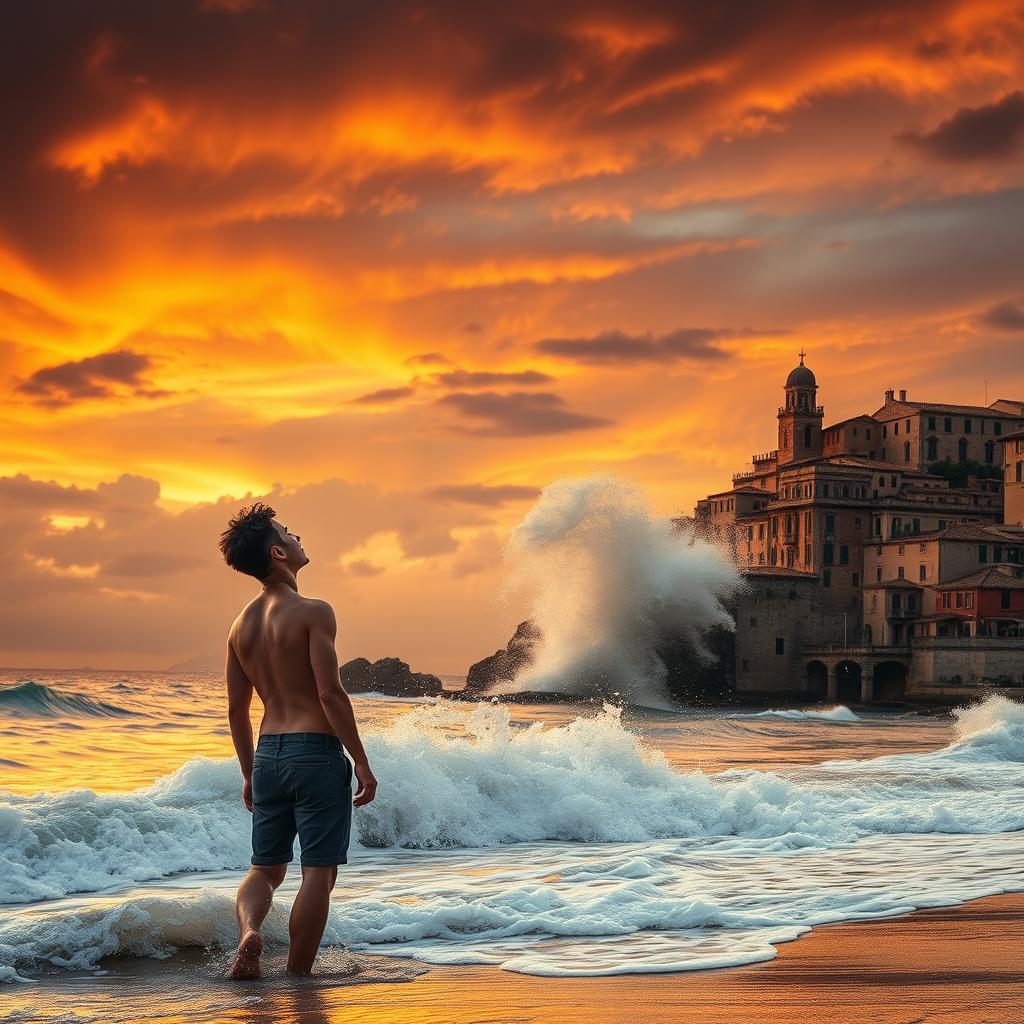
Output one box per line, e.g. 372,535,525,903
352,760,377,807
242,775,253,813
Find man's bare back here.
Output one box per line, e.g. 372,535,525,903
218,504,377,980
230,590,336,736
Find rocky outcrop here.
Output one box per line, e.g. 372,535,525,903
459,620,541,698
340,657,444,697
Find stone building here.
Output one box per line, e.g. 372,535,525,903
1003,429,1024,525
695,355,1024,702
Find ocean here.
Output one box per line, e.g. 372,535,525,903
1,669,1023,1018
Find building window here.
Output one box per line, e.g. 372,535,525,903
985,441,995,465
854,517,861,528
823,570,831,587
892,593,901,611
994,545,1003,562
1002,590,1012,610
882,424,888,438
928,415,936,430
825,512,836,534
958,438,968,460
804,424,812,448
840,544,849,565
876,567,882,582
750,616,758,626
979,544,988,563
788,589,797,600
898,543,905,555
904,441,911,462
994,421,1002,436
853,572,860,586
741,660,749,672
898,566,905,579
866,428,872,440
804,543,812,564
906,418,911,431
965,592,974,609
964,418,972,433
955,591,963,608
823,543,834,565
944,417,952,432
894,422,899,435
822,483,830,497
927,437,938,460
775,637,785,655
942,592,951,609
919,564,927,581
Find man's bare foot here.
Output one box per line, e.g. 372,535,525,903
228,930,263,980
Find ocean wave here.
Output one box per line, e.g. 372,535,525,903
743,706,860,722
0,682,140,720
4,825,1022,980
1,697,1021,907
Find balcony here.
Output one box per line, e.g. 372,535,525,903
778,405,825,417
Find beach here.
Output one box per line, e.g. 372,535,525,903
3,894,1021,1023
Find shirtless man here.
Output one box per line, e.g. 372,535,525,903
218,502,377,979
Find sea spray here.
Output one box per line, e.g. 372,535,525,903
500,476,742,704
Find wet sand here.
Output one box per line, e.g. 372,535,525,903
5,893,1022,1024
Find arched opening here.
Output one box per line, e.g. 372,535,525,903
804,423,812,448
835,660,862,704
873,661,907,701
806,660,828,699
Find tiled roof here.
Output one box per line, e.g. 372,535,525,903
1001,428,1024,442
863,578,924,589
741,566,819,578
876,399,1022,417
879,523,1018,544
935,567,1024,590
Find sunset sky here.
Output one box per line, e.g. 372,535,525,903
3,1,1024,673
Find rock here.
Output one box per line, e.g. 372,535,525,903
340,656,444,697
460,620,541,697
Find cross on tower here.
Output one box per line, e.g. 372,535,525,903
798,348,806,365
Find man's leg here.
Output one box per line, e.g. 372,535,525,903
229,863,287,979
286,865,338,974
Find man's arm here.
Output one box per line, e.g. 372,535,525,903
226,639,256,811
307,600,378,806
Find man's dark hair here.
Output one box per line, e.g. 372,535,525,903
219,503,280,580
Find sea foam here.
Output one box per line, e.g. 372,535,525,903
2,697,1023,910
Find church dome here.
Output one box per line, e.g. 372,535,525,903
786,353,816,388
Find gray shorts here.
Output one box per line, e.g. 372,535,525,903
250,733,353,867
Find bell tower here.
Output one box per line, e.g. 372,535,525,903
778,350,823,466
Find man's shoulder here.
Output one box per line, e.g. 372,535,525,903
298,596,335,621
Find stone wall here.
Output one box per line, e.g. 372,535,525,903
908,638,1024,691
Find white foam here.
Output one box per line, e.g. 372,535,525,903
500,477,741,705
3,697,1023,911
746,706,860,722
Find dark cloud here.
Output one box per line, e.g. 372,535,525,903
428,483,540,505
349,385,416,405
405,352,451,367
978,300,1024,331
461,322,485,334
437,390,612,436
534,327,736,364
14,349,170,407
427,369,553,388
897,91,1024,161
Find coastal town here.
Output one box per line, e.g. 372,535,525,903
691,354,1024,704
